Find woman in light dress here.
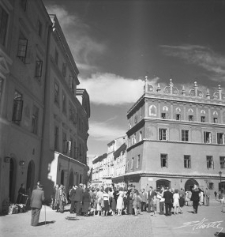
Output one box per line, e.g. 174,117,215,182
116,187,124,216
173,189,182,214
96,188,103,216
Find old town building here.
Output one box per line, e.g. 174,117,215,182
39,14,90,200
0,0,90,210
92,136,126,187
125,78,225,194
0,0,52,210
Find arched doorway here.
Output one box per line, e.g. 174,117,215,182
61,170,64,185
9,158,16,203
156,179,170,189
69,171,74,188
185,179,198,191
26,161,35,192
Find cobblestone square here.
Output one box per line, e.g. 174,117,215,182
0,200,224,237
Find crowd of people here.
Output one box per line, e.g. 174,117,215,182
50,183,225,217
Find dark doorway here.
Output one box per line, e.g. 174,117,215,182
9,158,16,203
156,179,170,189
61,170,64,185
69,171,74,188
26,161,35,192
185,179,199,191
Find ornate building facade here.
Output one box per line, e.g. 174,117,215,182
125,78,225,194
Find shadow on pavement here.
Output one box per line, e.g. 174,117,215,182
214,232,225,237
65,216,79,221
38,221,56,226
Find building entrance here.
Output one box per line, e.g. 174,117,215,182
69,171,74,188
26,161,35,192
156,179,170,189
185,179,199,191
9,158,16,203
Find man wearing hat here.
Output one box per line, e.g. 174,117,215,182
74,183,83,215
30,182,45,226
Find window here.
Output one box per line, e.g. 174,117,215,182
12,91,23,124
161,113,166,119
133,133,136,144
62,92,66,114
62,63,66,77
17,32,28,63
160,154,168,168
213,118,218,123
68,139,72,157
54,83,59,104
20,0,27,11
184,155,191,168
176,114,181,120
217,133,224,144
204,132,212,144
139,131,142,141
188,115,193,121
55,48,58,65
181,130,189,141
159,129,167,141
54,126,59,150
62,132,67,153
137,155,140,169
31,105,39,134
208,183,214,190
0,5,9,46
37,20,42,37
220,157,225,169
35,56,43,78
201,116,206,122
149,105,156,116
131,157,134,170
206,156,213,169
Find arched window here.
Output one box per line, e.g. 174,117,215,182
149,105,157,116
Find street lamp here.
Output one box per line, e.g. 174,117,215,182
219,171,222,191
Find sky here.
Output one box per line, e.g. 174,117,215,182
43,0,225,158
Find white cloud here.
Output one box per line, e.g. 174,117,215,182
161,45,225,82
89,120,126,141
80,73,159,105
45,5,106,76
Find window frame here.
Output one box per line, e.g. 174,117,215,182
17,32,28,63
206,156,213,169
159,128,167,141
181,130,189,142
160,154,168,168
184,155,191,169
220,156,225,169
31,104,39,134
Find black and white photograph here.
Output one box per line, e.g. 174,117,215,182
0,0,225,236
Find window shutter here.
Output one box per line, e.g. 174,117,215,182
12,100,23,121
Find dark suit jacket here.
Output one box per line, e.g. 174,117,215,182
30,188,45,209
163,190,173,204
74,187,83,201
70,189,76,201
147,190,155,201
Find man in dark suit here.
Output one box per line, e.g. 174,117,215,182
30,182,45,226
163,187,173,216
74,184,83,215
147,186,155,213
69,185,76,213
